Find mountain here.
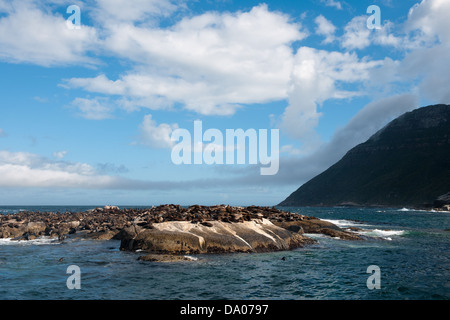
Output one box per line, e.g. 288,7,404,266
279,104,450,208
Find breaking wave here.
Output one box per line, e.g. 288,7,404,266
356,229,406,241
0,237,60,246
321,219,370,228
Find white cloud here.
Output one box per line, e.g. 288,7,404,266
138,114,178,148
0,128,6,137
397,0,450,104
0,151,95,175
315,15,337,44
53,151,68,159
321,0,342,10
94,0,180,24
65,74,126,95
0,0,98,66
280,47,383,140
405,0,450,46
339,0,450,52
0,150,117,188
70,97,114,120
64,4,307,116
0,164,116,188
0,149,198,190
341,16,371,50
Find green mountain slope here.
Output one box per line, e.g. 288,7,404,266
279,104,450,207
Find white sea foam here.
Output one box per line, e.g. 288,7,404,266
398,207,438,213
321,219,370,228
356,229,405,240
0,237,60,245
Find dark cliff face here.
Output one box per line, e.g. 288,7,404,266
279,104,450,207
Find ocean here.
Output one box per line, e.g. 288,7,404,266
0,206,448,300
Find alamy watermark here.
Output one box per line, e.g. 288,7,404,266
170,121,279,176
66,265,81,289
367,5,381,30
366,265,381,290
66,5,81,29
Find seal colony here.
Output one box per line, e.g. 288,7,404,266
0,205,362,261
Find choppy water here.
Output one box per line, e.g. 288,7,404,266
0,206,449,300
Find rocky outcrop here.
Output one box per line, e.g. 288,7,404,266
275,218,363,240
119,219,315,254
0,205,362,258
0,206,128,241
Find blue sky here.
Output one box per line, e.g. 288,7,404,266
0,0,449,206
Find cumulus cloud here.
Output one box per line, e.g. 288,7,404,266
280,47,383,140
0,150,113,188
70,97,114,120
0,149,230,191
405,0,450,45
64,4,307,116
138,114,178,148
396,0,450,104
341,16,372,50
94,0,180,24
0,0,98,66
321,0,342,10
315,15,337,44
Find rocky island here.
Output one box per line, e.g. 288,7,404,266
0,205,361,261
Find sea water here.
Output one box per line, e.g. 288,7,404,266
0,206,448,300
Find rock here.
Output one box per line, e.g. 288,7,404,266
271,221,304,234
123,229,205,254
104,205,120,211
117,225,144,250
292,218,362,240
119,219,315,254
0,226,25,238
26,222,46,235
85,230,119,240
200,221,213,227
316,228,362,240
294,218,341,233
138,254,197,262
